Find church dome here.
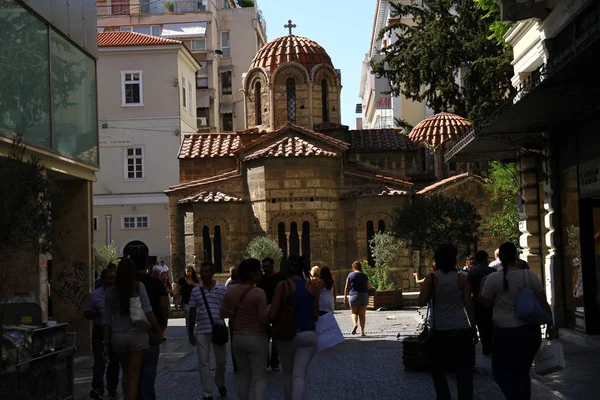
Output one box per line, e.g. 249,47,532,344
250,35,333,73
408,112,472,148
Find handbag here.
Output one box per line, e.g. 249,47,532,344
419,273,436,344
315,312,344,353
535,340,566,375
515,270,553,325
200,287,229,345
271,279,297,341
130,295,150,330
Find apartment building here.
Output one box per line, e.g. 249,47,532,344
358,0,433,130
94,31,200,263
97,0,267,132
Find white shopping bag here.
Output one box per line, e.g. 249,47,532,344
535,340,566,376
315,312,344,353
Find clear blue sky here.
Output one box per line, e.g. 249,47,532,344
257,0,375,127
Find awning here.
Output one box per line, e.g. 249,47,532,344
197,95,210,108
161,22,207,39
219,103,233,114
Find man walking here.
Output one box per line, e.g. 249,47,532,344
188,262,228,400
488,248,502,270
258,257,284,371
84,269,119,399
137,261,169,400
468,250,496,355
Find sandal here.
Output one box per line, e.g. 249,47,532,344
351,325,358,335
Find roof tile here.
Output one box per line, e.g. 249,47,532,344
244,136,340,161
98,31,182,47
179,134,241,159
250,35,333,73
178,191,244,204
350,129,410,152
341,185,408,199
408,113,472,148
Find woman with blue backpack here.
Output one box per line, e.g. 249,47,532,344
480,242,557,400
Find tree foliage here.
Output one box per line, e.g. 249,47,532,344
237,0,254,7
392,194,481,257
484,161,521,246
246,236,283,269
365,232,404,290
0,136,58,261
93,242,120,275
371,0,514,124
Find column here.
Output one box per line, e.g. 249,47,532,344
52,179,93,350
169,197,186,279
518,154,542,277
105,214,112,245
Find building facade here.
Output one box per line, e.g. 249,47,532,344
447,0,600,336
94,32,200,264
97,0,267,133
358,0,433,130
0,0,99,347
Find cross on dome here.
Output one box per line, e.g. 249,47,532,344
284,19,297,35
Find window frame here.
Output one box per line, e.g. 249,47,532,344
121,70,143,107
220,31,231,58
121,215,150,230
123,146,145,181
182,76,187,109
221,70,232,95
188,81,193,115
93,216,99,231
222,113,233,131
190,39,207,51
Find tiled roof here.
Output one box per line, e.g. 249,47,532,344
178,191,244,204
244,136,340,161
166,170,240,193
178,134,241,159
341,185,408,199
416,172,483,195
250,35,333,73
350,129,410,152
98,32,182,47
345,163,413,187
408,113,472,148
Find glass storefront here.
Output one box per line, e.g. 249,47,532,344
0,0,98,166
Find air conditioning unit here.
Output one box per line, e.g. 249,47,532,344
197,117,208,127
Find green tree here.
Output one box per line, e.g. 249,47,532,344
237,0,254,7
366,232,403,290
484,161,521,246
0,135,58,261
246,236,283,269
371,0,514,124
93,242,120,275
392,194,481,257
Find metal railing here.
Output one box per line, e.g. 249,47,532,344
97,1,210,17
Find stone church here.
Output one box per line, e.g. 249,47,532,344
167,32,496,288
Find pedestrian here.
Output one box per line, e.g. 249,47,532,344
103,259,163,400
177,265,200,330
480,242,556,400
84,268,120,399
418,244,478,400
318,267,336,315
343,261,372,336
220,258,269,400
225,266,240,371
257,257,284,371
226,266,239,287
414,263,436,285
95,262,116,289
136,260,169,400
188,261,228,400
489,248,502,271
467,250,496,355
160,271,174,305
269,255,319,400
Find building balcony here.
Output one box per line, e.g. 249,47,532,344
97,0,210,17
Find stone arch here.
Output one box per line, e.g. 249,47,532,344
244,67,270,92
119,237,150,257
272,62,310,86
269,212,319,235
193,216,230,236
311,64,340,87
311,64,341,125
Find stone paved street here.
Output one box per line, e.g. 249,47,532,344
74,310,586,400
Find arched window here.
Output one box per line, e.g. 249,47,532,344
289,221,300,256
301,221,311,265
378,220,386,233
278,222,288,266
202,226,212,263
213,225,222,272
254,81,262,126
286,78,296,122
366,221,375,266
321,79,329,122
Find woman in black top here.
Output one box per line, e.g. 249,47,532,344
177,265,199,330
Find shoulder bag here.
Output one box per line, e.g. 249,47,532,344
419,273,436,344
271,279,297,341
515,270,553,325
200,286,229,345
130,284,151,329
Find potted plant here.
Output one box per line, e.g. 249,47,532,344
364,232,404,310
164,1,175,12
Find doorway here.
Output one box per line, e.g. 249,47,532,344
578,198,600,333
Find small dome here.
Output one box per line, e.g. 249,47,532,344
408,112,472,148
250,35,333,73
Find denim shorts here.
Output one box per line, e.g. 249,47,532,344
111,328,149,354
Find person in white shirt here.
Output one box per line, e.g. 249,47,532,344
160,261,169,273
488,248,503,271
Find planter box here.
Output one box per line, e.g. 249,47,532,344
368,289,403,310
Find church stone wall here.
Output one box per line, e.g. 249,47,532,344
246,78,271,129
273,83,311,128
179,158,238,183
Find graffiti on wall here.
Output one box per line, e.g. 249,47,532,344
55,260,88,310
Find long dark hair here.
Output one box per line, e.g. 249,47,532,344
434,244,458,273
499,242,518,292
287,255,309,279
320,266,334,291
185,265,199,284
116,258,138,314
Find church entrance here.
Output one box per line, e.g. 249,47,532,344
278,221,311,266
201,225,223,272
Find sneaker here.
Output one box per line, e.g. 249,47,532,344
272,366,280,372
218,386,227,397
89,389,103,400
108,391,119,398
265,367,272,372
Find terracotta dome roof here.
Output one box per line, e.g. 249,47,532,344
250,35,333,73
408,112,472,148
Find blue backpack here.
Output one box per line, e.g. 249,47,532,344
515,270,553,325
